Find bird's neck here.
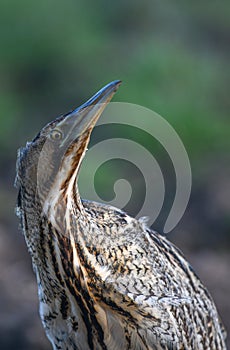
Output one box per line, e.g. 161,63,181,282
18,168,106,291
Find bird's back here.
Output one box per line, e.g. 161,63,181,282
76,199,227,350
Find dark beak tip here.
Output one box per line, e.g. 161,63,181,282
113,79,122,91
58,80,122,128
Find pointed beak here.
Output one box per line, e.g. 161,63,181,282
57,80,121,147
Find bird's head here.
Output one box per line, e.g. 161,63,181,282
16,80,121,212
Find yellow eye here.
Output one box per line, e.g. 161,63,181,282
50,129,63,141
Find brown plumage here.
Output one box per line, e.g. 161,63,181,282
15,81,227,349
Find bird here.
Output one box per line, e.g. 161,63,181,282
15,80,227,350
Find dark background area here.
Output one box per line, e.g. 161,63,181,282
0,1,229,349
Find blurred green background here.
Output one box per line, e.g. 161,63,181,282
0,0,229,349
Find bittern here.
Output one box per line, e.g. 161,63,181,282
15,81,227,350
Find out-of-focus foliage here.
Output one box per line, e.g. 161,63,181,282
0,0,229,158
1,0,229,242
0,1,229,349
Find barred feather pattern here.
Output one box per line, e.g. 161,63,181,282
16,177,227,350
